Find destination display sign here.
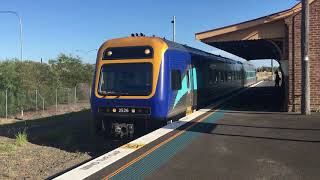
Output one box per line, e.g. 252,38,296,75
102,46,154,60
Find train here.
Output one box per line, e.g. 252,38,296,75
90,36,256,138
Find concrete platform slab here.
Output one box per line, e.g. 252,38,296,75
55,81,320,180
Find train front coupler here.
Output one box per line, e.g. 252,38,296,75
111,123,134,139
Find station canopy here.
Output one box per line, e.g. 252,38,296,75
195,1,314,60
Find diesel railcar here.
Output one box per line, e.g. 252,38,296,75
91,36,256,137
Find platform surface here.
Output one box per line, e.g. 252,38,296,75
60,81,320,180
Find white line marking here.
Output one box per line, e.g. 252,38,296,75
53,82,262,180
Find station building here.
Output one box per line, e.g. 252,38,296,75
196,0,320,112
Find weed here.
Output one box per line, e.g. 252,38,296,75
15,131,28,146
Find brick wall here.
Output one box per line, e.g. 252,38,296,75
287,0,320,112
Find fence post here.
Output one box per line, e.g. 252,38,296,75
89,85,91,100
67,88,70,104
35,89,38,111
56,88,58,112
5,89,8,120
74,85,77,104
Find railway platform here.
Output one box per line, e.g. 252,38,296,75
54,81,320,180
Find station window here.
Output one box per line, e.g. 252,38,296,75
171,70,182,90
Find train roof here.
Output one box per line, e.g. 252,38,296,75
163,39,242,65
101,36,254,67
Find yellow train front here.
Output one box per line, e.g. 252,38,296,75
91,36,256,138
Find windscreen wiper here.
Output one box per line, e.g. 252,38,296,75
99,91,129,98
99,91,117,96
113,92,129,98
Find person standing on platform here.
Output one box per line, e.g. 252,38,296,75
275,71,281,87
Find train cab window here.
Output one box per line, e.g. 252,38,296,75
98,63,153,96
171,70,182,90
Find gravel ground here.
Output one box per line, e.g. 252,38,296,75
0,136,90,180
0,108,133,180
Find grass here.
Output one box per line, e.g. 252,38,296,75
0,131,28,154
15,131,28,146
0,140,16,154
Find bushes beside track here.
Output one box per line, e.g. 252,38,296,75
0,54,94,116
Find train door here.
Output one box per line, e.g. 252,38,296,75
186,65,193,115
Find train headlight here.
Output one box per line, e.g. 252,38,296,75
131,108,136,113
112,108,117,113
107,51,113,56
144,49,151,55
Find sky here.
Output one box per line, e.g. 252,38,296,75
0,0,298,67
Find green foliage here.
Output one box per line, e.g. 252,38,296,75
15,131,28,146
0,54,95,117
257,66,279,72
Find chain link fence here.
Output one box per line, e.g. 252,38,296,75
0,83,91,120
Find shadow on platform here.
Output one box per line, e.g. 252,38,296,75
221,81,285,112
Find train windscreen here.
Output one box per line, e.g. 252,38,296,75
98,63,152,96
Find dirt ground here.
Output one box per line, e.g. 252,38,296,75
0,108,133,180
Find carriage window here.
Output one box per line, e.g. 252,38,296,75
186,70,190,88
227,72,232,81
225,72,228,82
219,72,224,82
209,70,216,84
213,70,218,83
171,70,182,90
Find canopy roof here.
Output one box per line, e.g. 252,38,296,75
195,0,316,60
